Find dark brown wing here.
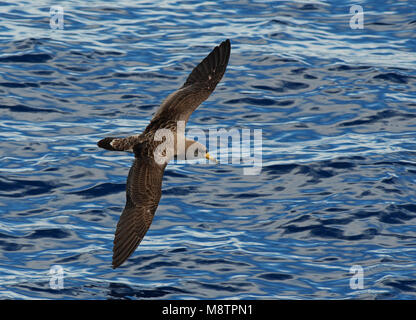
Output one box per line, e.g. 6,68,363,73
112,147,166,269
150,39,231,125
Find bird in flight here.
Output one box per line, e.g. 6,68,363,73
97,39,231,268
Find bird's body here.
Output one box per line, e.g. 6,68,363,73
97,39,231,269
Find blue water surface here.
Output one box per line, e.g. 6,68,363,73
0,0,416,299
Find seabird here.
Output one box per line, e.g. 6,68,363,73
97,39,231,269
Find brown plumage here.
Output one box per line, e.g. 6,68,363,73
97,39,231,269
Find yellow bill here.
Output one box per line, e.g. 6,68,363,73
205,152,218,164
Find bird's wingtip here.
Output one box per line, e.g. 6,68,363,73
112,256,122,269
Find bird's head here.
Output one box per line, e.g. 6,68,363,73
185,139,217,163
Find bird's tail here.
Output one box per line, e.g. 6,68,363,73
97,137,119,151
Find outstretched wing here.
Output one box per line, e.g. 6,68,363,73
150,39,231,125
112,151,166,269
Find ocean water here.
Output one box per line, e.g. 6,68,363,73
0,0,415,299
